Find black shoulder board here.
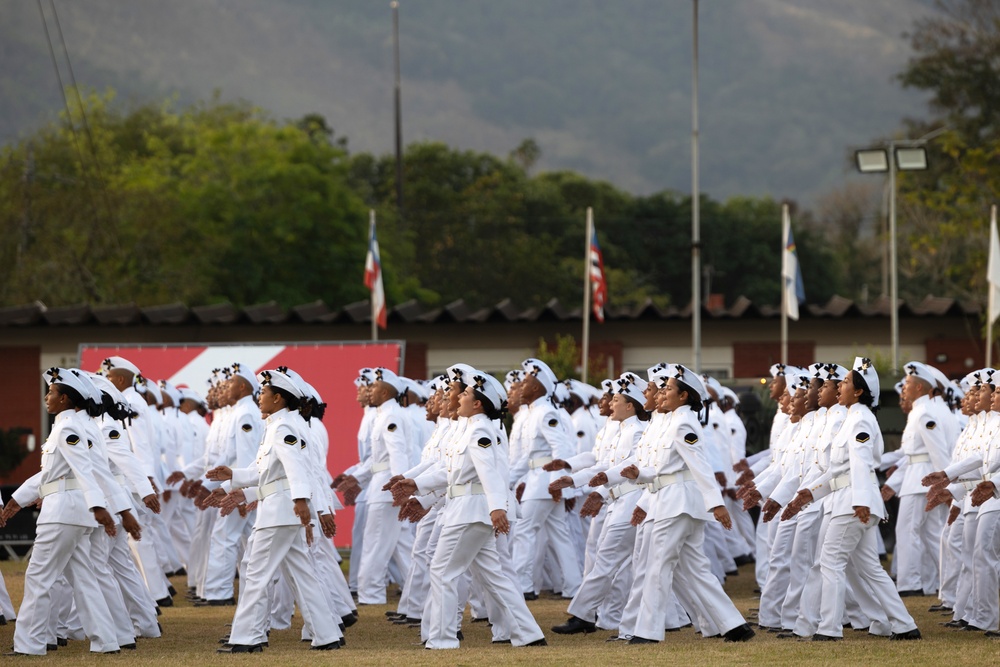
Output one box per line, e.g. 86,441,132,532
856,432,870,443
477,436,492,448
241,423,253,432
926,421,937,430
301,439,307,450
87,440,94,449
388,423,397,432
66,434,80,446
283,434,298,446
548,418,559,427
576,430,585,438
683,432,698,445
109,429,121,440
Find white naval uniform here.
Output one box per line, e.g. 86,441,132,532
414,413,545,649
630,405,747,642
11,410,119,655
226,408,342,648
346,405,376,593
808,403,916,638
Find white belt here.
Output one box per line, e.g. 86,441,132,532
40,478,81,497
962,480,981,491
906,454,931,464
608,482,641,501
529,456,553,470
447,482,485,499
259,478,290,499
646,470,694,493
372,461,391,473
830,471,878,491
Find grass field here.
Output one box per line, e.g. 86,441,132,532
0,557,996,665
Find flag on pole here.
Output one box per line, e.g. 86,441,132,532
364,212,387,329
782,207,806,321
989,208,1000,325
590,226,608,322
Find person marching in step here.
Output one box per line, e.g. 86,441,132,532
509,358,582,601
699,374,740,581
718,386,756,563
177,385,210,596
880,361,954,597
396,370,547,649
550,372,648,635
621,364,755,645
2,367,120,656
209,368,342,653
785,357,920,641
158,379,195,577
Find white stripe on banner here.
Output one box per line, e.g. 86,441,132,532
168,345,287,390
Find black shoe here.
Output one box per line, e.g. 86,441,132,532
219,637,230,644
195,598,235,607
470,617,490,623
724,624,756,643
523,592,538,601
811,634,841,641
0,616,6,626
628,636,659,644
46,644,57,651
725,570,739,577
733,554,755,566
310,642,340,650
155,597,173,608
385,610,403,618
338,638,346,648
173,567,187,577
342,614,357,628
776,632,799,639
456,630,464,641
985,630,1000,638
890,628,922,640
121,643,137,650
928,604,950,612
960,625,986,632
167,585,177,597
492,639,511,644
393,616,421,625
217,644,264,653
897,589,923,597
943,619,968,628
56,638,67,647
552,616,597,635
525,638,547,646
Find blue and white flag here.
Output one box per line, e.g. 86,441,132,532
782,206,806,321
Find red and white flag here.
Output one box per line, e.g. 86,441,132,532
590,226,608,322
364,211,387,329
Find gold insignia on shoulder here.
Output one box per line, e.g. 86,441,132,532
388,423,397,432
548,418,559,427
109,430,121,440
926,421,937,430
477,436,492,448
683,432,698,445
856,432,870,443
66,434,80,446
241,423,253,432
283,434,298,446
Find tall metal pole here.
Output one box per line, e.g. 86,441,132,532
889,140,898,373
371,209,378,342
691,0,702,372
582,208,593,382
988,204,997,369
780,203,789,365
392,1,404,216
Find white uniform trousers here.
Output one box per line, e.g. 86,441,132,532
0,567,15,620
938,509,965,608
754,514,770,588
513,498,581,596
229,524,342,647
357,501,414,604
14,524,119,655
953,509,979,622
618,519,652,638
967,509,1000,631
728,496,756,555
107,528,160,637
419,511,447,642
312,535,356,617
818,515,916,638
398,506,439,618
595,558,634,629
424,521,544,649
705,521,736,581
270,572,295,629
758,515,796,628
348,500,368,592
894,494,943,594
583,508,606,576
149,506,182,573
188,504,217,594
129,503,171,600
485,530,520,641
634,514,745,642
779,509,822,630
51,577,83,642
167,494,196,569
89,528,137,647
567,512,636,624
204,510,253,600
566,507,587,571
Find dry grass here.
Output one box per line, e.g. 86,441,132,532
0,557,996,665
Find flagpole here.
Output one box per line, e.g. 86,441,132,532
370,209,378,342
781,203,789,365
989,205,997,368
582,207,593,382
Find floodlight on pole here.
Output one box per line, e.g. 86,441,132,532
855,130,943,373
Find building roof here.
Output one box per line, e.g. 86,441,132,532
0,295,980,328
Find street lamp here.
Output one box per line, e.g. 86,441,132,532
855,129,942,373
